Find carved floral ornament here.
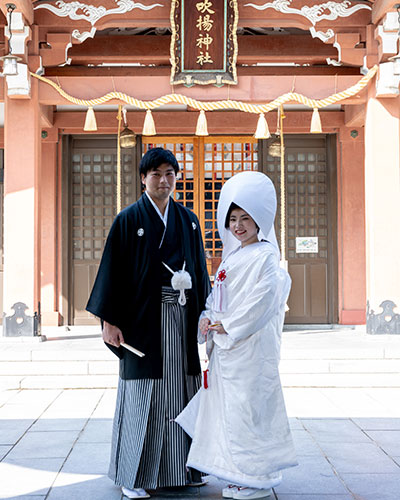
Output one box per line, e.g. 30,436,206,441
244,0,371,42
34,0,371,44
34,0,164,42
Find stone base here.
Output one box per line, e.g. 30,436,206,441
367,300,400,334
3,302,40,337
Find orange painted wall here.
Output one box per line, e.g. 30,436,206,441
40,137,62,325
337,125,366,324
3,80,41,317
1,105,366,325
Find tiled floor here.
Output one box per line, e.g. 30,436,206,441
1,386,400,499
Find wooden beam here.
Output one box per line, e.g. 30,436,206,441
36,74,366,106
54,110,344,135
372,0,399,24
44,65,361,77
344,103,366,127
67,35,338,66
40,104,54,128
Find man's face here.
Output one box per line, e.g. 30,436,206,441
141,163,176,202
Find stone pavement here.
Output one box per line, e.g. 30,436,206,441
1,327,400,499
1,385,400,500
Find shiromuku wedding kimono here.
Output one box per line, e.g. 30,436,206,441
176,171,298,490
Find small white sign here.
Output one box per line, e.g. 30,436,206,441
296,237,318,253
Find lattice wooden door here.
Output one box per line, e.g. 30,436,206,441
143,137,258,276
261,136,335,323
70,141,137,324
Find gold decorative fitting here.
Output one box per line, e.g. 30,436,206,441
120,127,137,148
268,136,281,157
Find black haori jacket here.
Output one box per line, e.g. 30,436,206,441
86,194,211,380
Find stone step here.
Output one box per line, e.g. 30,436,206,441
0,358,399,377
1,328,400,389
2,370,400,391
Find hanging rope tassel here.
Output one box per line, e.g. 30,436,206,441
30,66,379,118
84,106,97,131
254,113,271,139
116,105,122,214
142,109,156,136
196,110,208,136
310,108,322,133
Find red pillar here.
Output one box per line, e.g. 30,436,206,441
337,126,366,324
40,132,62,325
3,78,41,328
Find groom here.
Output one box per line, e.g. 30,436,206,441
86,147,210,498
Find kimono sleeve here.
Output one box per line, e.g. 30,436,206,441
217,252,281,346
86,213,129,328
197,291,215,344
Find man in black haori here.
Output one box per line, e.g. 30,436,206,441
86,148,210,499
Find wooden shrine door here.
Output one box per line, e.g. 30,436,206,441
143,136,259,276
259,135,337,324
68,135,336,325
144,135,337,324
67,136,141,325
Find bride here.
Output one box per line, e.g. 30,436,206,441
176,171,297,500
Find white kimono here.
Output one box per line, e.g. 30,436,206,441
176,241,298,489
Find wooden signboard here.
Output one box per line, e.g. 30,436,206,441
170,0,238,87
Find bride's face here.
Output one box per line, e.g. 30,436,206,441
228,208,259,247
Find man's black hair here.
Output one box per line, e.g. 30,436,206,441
225,201,260,232
139,147,180,176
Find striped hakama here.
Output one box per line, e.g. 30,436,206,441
108,287,202,490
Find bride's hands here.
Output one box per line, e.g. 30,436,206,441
199,317,210,335
208,322,226,335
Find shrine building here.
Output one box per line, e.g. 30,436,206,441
0,0,399,334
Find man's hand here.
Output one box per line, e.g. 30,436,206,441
103,321,124,347
199,317,211,336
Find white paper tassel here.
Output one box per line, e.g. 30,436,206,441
84,106,97,131
310,108,322,133
254,113,271,139
142,109,156,136
195,110,209,136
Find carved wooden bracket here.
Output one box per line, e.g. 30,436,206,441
375,12,399,62
4,11,31,59
328,32,366,66
40,33,73,67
